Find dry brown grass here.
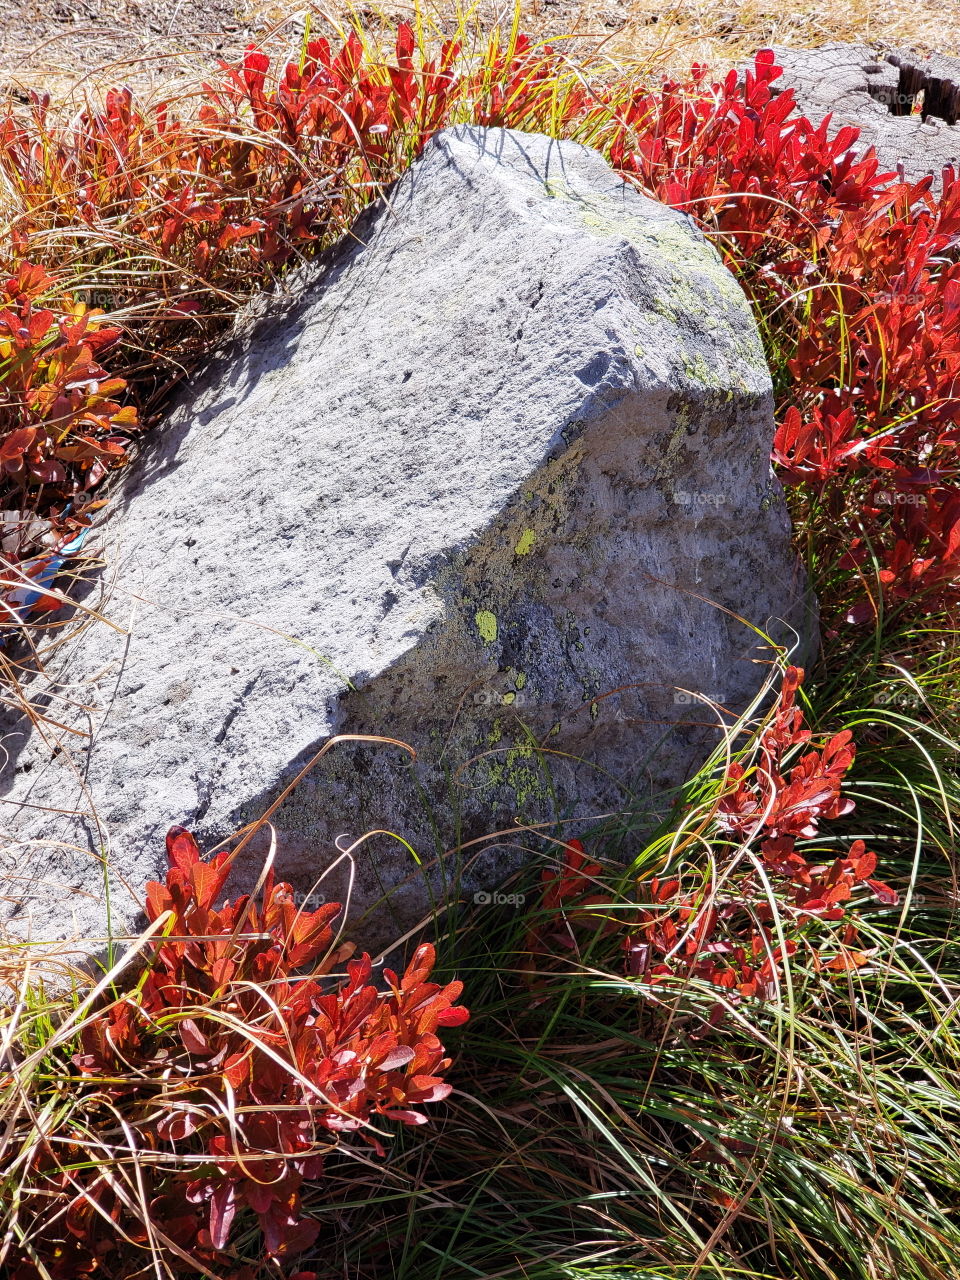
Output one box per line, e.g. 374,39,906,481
1,0,959,103
602,0,960,75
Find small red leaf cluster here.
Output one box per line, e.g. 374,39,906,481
522,839,612,963
0,261,137,491
526,669,897,1023
0,261,135,630
9,826,467,1279
610,51,960,626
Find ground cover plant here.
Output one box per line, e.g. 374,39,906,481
1,10,958,1279
1,827,467,1278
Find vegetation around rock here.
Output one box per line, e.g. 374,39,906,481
1,10,959,1279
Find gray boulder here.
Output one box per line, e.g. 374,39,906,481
0,125,812,955
758,43,960,192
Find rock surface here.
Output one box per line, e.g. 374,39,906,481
0,125,811,954
759,43,960,191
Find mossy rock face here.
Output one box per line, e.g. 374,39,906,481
0,126,814,954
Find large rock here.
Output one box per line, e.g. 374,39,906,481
758,43,960,192
0,125,812,954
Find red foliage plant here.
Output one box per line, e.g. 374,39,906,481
3,41,959,632
0,261,136,491
0,261,135,631
610,51,960,626
526,667,897,1025
9,827,467,1279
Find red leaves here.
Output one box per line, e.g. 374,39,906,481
35,826,469,1276
610,51,888,251
648,670,895,1007
159,188,224,253
165,822,206,874
772,404,867,485
0,262,139,500
242,45,271,98
541,839,603,910
609,53,960,627
0,426,38,471
521,839,618,963
718,726,856,843
526,669,897,1025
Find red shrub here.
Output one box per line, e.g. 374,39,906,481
9,826,467,1278
526,668,897,1024
609,51,960,626
0,260,137,490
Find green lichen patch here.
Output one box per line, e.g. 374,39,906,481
475,610,498,644
514,528,536,556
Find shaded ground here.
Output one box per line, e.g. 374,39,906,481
2,0,959,103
